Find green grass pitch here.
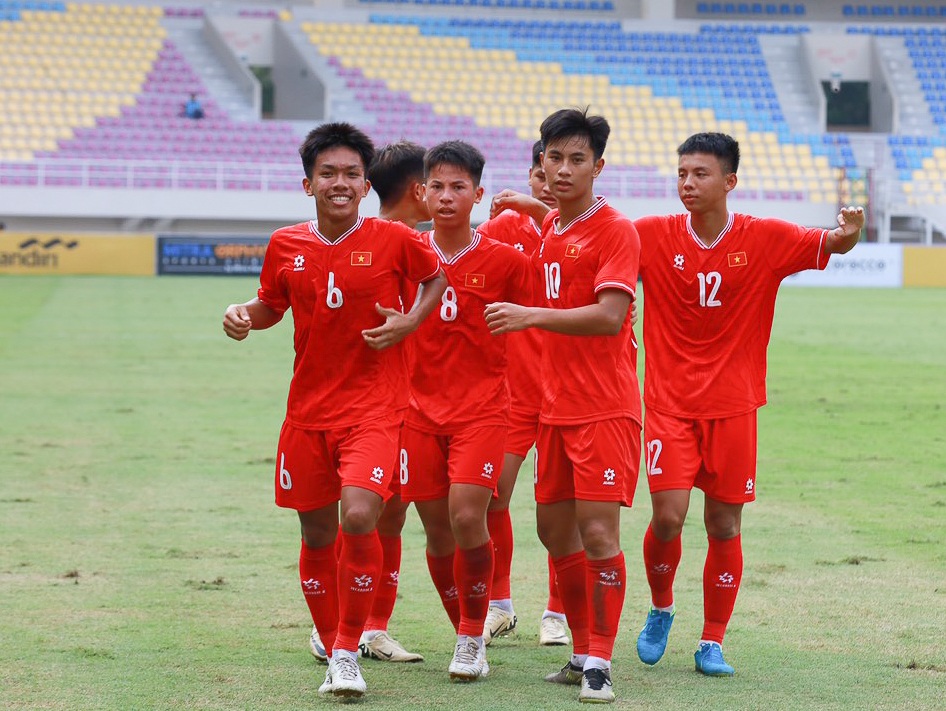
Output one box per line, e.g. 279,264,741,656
1,276,944,710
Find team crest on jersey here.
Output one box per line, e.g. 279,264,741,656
465,273,486,288
565,243,582,259
293,254,305,271
727,251,748,268
351,251,372,266
673,254,685,270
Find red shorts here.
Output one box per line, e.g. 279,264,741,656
399,423,505,502
273,415,399,511
504,409,539,458
535,418,642,506
643,409,758,504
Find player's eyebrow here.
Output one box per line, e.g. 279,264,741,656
318,162,363,172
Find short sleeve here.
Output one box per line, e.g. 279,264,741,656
761,218,829,278
395,224,441,283
594,219,641,298
257,231,290,314
633,215,665,272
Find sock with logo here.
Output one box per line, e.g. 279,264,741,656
643,524,681,609
551,550,589,655
546,552,566,615
299,540,339,654
455,542,494,637
586,551,626,660
426,550,461,632
702,534,743,644
363,533,400,633
334,530,382,653
486,509,514,602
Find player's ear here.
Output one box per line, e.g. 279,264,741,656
363,179,371,197
303,177,313,197
592,157,605,179
725,172,738,192
473,185,485,204
412,181,424,202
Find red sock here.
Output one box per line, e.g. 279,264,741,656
455,543,494,637
364,534,400,631
552,551,589,655
643,524,681,609
546,553,565,614
586,552,626,660
487,509,513,600
299,541,339,654
426,550,460,632
335,530,382,652
702,534,743,644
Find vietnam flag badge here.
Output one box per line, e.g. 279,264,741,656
351,251,372,266
565,243,582,259
465,273,486,288
727,251,747,268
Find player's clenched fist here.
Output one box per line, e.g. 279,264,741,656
223,303,252,340
484,301,532,334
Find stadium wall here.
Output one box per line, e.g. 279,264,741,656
8,232,943,286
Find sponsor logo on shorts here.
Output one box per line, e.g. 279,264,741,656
481,462,494,479
745,478,754,495
603,468,616,486
370,466,385,485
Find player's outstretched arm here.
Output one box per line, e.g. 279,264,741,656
825,205,865,255
489,189,552,222
222,298,282,341
362,271,448,350
485,289,631,336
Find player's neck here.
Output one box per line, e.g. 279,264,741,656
315,213,359,243
556,192,595,231
688,206,729,247
432,224,474,260
379,205,420,230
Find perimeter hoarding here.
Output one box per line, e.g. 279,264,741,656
783,243,903,288
0,233,155,275
157,235,268,276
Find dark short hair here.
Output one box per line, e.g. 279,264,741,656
531,140,543,168
539,107,610,161
368,140,426,207
298,122,375,180
424,140,486,186
677,132,740,174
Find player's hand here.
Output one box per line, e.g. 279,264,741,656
835,205,865,238
631,298,639,327
489,189,529,219
223,303,252,341
484,302,532,334
362,303,415,350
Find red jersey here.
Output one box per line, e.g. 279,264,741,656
407,230,534,433
635,212,829,419
534,197,642,426
478,209,543,415
258,216,441,430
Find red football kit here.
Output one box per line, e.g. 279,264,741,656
401,230,534,501
257,216,441,510
532,197,643,505
635,211,829,502
477,209,543,456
